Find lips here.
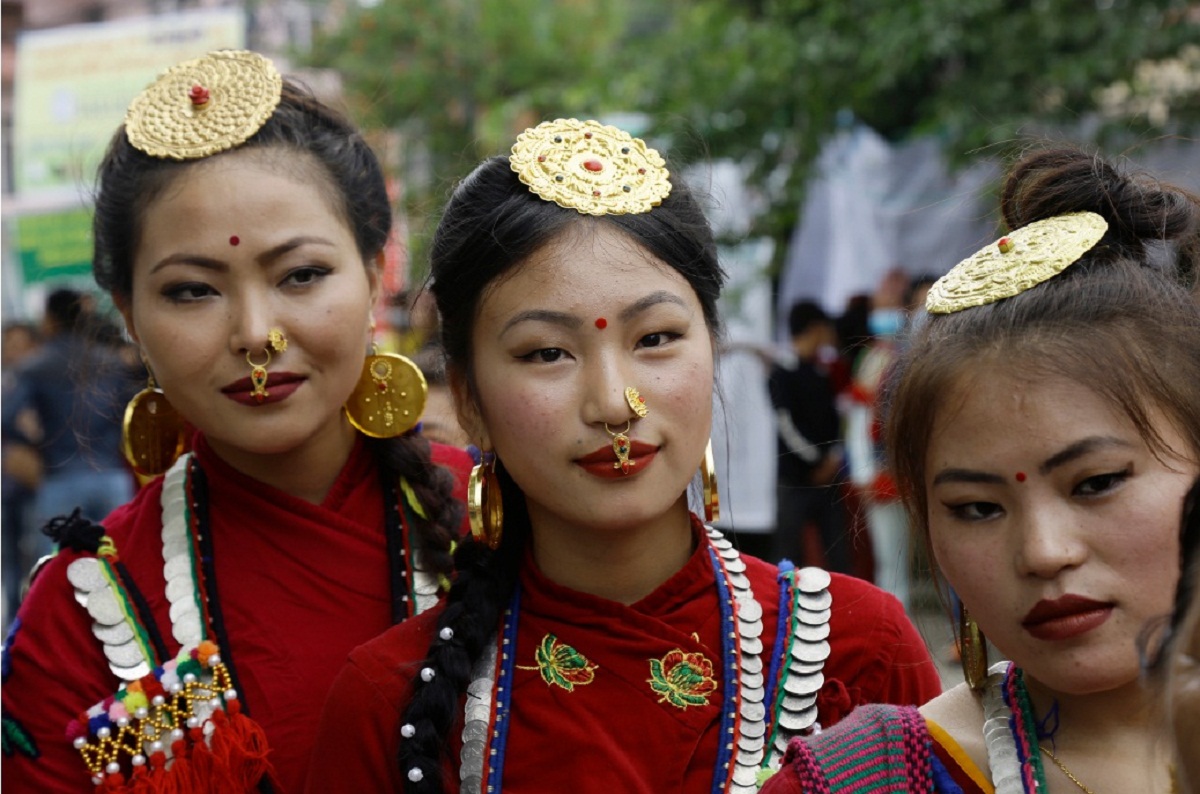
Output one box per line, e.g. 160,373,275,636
576,439,658,478
1022,594,1114,641
222,372,305,406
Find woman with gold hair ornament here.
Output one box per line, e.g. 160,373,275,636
1,51,473,793
760,146,1200,794
303,119,942,794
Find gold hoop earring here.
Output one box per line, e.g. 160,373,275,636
468,457,504,550
959,605,989,692
122,370,188,476
344,348,428,438
246,349,271,403
701,439,719,523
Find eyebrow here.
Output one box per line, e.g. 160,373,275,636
499,290,690,338
149,236,336,275
931,434,1136,487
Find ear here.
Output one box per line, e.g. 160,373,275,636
448,367,489,450
113,293,139,345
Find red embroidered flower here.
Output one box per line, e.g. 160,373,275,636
648,649,718,709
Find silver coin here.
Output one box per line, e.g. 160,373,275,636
67,559,105,592
738,620,763,641
165,576,195,604
740,654,763,675
94,621,135,644
796,607,831,626
794,621,831,642
797,590,832,611
461,720,489,745
163,554,193,580
735,598,763,623
162,534,189,560
739,670,764,690
459,774,483,794
460,739,486,769
109,660,151,682
740,717,767,738
737,732,765,753
740,699,766,722
782,693,818,712
732,763,759,787
174,621,203,649
104,640,146,668
791,640,831,664
86,589,124,625
783,671,824,696
741,635,763,656
413,578,439,596
728,572,751,590
724,556,748,575
467,677,494,699
789,659,826,675
796,567,831,592
738,745,765,766
465,704,491,725
778,704,819,732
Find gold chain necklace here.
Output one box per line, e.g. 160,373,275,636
1039,746,1096,794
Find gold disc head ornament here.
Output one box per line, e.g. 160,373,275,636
925,211,1109,315
509,119,672,216
124,50,283,160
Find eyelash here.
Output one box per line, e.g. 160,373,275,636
943,467,1133,522
160,265,331,303
162,283,216,303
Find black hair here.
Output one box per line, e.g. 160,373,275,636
45,288,84,332
398,153,725,791
90,68,461,585
786,300,830,338
885,146,1200,609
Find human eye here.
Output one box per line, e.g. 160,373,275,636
162,282,217,303
637,330,682,349
281,265,331,288
517,348,568,364
943,501,1004,522
1073,467,1131,497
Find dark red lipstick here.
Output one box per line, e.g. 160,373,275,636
222,372,304,406
1022,595,1113,641
576,440,657,478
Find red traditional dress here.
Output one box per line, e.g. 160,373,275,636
305,517,941,793
1,433,471,793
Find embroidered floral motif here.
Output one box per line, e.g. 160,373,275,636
2,713,39,759
521,634,597,691
648,649,718,709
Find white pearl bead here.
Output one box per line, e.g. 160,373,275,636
224,689,238,700
170,728,185,742
207,654,221,666
149,740,164,754
420,667,436,682
210,697,223,709
92,775,104,786
186,716,200,729
407,767,424,782
106,762,121,775
97,727,111,739
439,627,455,641
169,683,183,694
183,673,197,684
400,724,416,738
132,754,146,767
135,707,149,719
73,737,87,749
151,695,165,707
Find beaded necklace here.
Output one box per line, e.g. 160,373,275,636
453,526,832,794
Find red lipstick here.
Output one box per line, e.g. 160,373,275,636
576,440,657,478
222,372,304,406
1022,595,1113,641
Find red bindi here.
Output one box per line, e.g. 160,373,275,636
229,235,240,246
594,318,607,329
1015,472,1027,482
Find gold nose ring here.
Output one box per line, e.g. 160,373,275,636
247,349,271,402
604,420,634,474
625,387,647,418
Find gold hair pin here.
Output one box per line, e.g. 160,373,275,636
510,118,671,216
125,50,283,161
926,211,1108,315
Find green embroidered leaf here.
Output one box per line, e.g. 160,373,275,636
531,634,596,692
2,714,40,759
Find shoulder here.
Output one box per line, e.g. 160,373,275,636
920,682,987,771
343,602,445,699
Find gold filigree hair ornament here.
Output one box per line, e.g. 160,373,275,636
125,50,283,160
510,119,672,215
925,211,1109,315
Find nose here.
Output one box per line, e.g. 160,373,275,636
1014,503,1087,579
228,290,274,356
582,354,638,429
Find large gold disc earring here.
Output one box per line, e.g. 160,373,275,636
122,372,189,477
959,605,989,692
344,349,428,438
468,457,504,550
701,439,720,523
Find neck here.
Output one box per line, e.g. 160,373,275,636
1021,668,1174,791
528,495,696,605
204,417,359,504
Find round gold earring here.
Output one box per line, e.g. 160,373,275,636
700,440,720,523
468,457,504,549
122,370,189,476
344,348,428,438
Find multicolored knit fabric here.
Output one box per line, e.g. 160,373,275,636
780,704,935,793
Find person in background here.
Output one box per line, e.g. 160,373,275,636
762,145,1200,794
2,51,470,793
769,300,851,573
305,118,941,793
2,322,43,624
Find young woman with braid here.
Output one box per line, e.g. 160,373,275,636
305,119,941,793
1,51,470,793
761,147,1200,793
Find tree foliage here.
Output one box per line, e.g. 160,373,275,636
311,0,1199,272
